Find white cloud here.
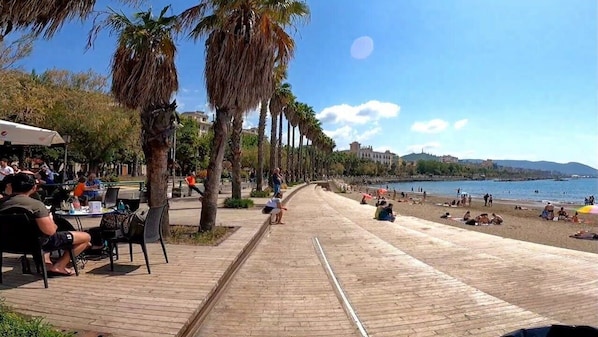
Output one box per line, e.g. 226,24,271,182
411,119,449,133
324,125,355,142
317,100,400,125
406,142,441,153
356,127,382,142
454,119,468,130
181,88,190,93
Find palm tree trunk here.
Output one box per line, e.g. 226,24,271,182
140,104,174,238
286,119,291,177
297,134,303,181
269,112,278,184
231,113,243,199
200,107,233,232
277,111,283,172
291,126,296,182
256,99,268,191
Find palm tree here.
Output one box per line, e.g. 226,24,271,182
284,100,297,178
0,0,139,40
230,113,244,199
269,81,293,178
255,64,285,192
255,99,268,191
89,6,180,236
180,0,309,231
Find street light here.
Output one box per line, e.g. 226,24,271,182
63,134,71,183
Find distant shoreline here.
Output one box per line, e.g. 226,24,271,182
343,175,597,185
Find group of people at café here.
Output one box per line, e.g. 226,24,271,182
0,170,92,277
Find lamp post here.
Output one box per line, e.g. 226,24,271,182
63,135,71,183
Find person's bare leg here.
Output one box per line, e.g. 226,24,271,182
49,231,91,274
276,210,285,224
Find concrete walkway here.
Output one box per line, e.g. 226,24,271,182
197,185,598,337
2,183,597,336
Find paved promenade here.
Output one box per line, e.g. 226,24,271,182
1,183,597,336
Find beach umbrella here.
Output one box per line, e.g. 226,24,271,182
577,205,598,214
361,193,373,199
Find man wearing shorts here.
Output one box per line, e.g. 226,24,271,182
0,172,91,276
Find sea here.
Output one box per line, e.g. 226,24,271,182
373,178,598,205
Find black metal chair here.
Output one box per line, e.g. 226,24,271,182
108,204,168,274
0,208,79,288
103,187,120,208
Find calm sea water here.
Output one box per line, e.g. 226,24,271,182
376,178,598,205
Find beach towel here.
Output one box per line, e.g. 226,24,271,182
569,232,598,240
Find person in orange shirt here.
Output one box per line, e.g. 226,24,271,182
185,171,204,200
73,177,88,205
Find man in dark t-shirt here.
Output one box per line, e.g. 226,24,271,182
0,172,91,276
271,168,282,195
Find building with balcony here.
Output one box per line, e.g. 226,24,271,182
342,141,398,166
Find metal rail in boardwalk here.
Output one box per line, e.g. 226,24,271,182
177,183,306,337
313,237,369,337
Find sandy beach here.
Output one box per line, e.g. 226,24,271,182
332,181,598,254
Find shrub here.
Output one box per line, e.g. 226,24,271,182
223,198,254,208
250,189,271,198
0,302,73,337
103,175,119,182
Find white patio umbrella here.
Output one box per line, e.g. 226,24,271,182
0,120,65,146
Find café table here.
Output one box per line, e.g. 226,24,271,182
54,207,116,231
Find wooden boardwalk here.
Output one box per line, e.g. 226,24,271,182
2,184,597,337
197,185,598,337
0,205,269,337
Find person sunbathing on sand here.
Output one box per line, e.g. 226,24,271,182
571,230,598,239
462,211,471,221
491,213,503,225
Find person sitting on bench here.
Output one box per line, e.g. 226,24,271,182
0,172,91,276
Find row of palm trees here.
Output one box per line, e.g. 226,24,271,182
0,0,333,233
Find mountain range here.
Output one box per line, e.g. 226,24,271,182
462,159,598,176
400,153,598,176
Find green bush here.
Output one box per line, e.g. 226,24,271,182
102,175,119,182
0,302,73,337
223,198,254,208
250,189,270,198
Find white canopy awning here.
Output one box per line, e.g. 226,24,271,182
0,120,65,146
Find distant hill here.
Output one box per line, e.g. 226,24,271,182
399,153,598,176
401,152,440,162
461,159,598,176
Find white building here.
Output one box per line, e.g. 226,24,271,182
344,141,398,166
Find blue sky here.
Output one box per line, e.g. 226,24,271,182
14,0,598,169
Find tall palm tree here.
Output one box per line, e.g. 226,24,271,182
89,6,179,236
269,81,292,177
255,64,285,192
255,99,269,191
230,113,244,199
284,100,297,178
180,0,309,231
